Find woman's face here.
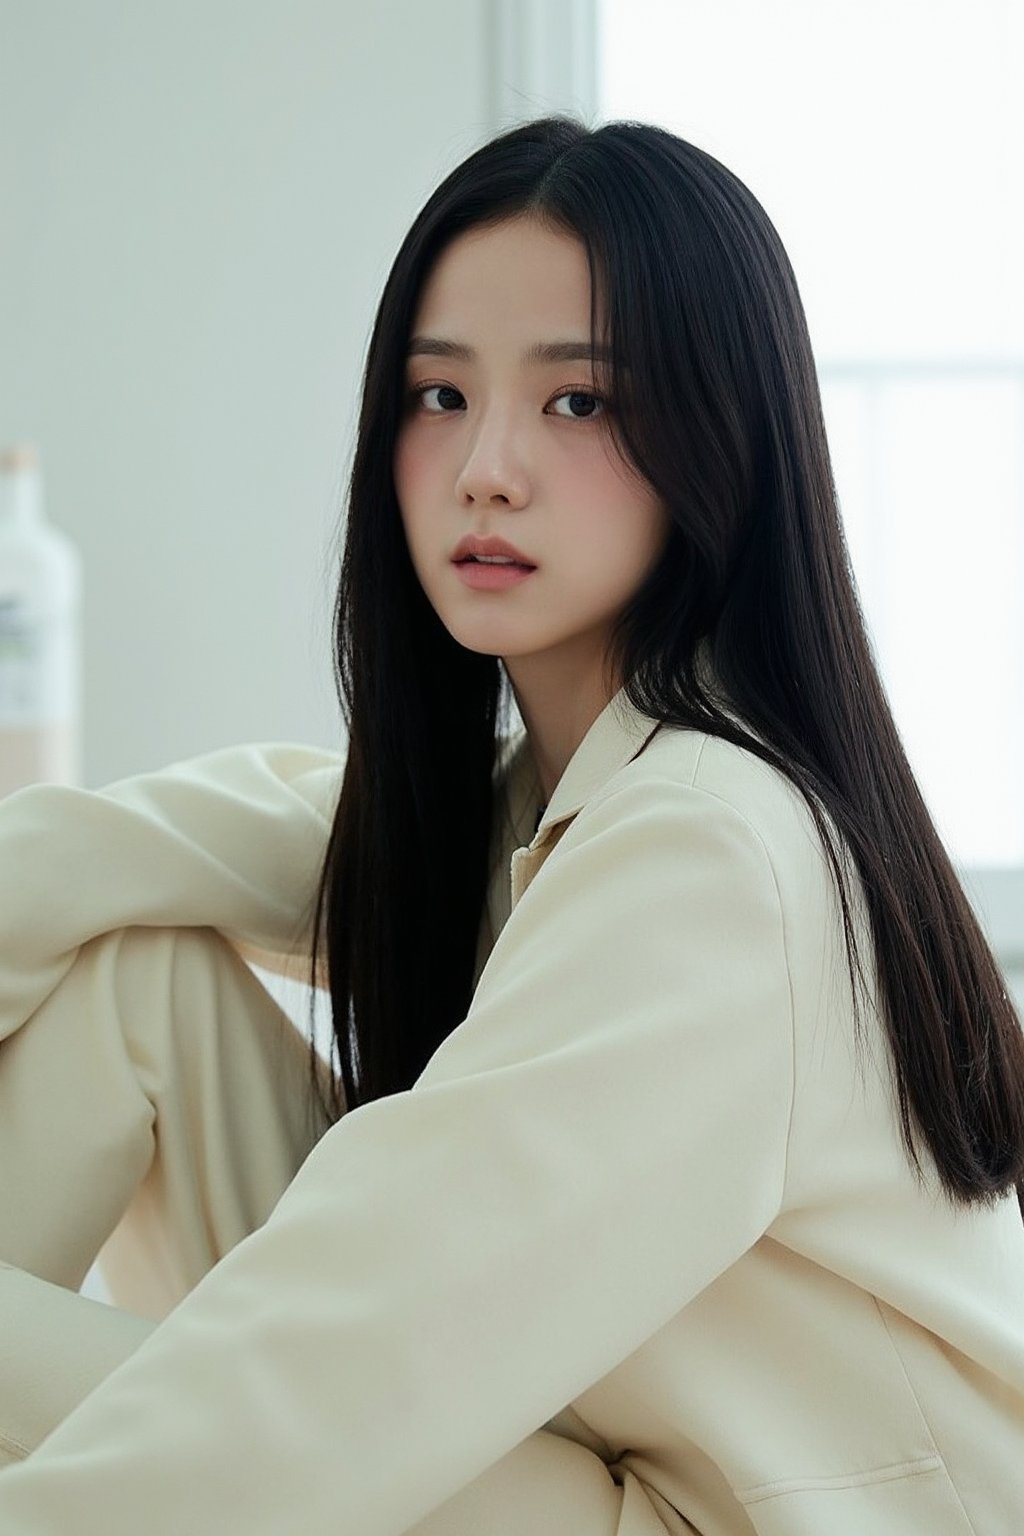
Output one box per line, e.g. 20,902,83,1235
394,215,670,693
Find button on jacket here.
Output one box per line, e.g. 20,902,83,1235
0,686,1022,1534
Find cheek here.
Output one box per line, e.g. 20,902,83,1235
392,431,419,511
571,471,668,570
393,434,431,556
570,439,658,522
592,454,671,574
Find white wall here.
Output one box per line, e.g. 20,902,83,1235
1,1,512,785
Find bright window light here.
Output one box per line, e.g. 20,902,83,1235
598,0,1024,867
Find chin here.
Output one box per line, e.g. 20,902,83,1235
450,632,509,658
444,620,533,659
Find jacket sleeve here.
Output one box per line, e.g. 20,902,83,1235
0,740,343,1051
0,775,796,1535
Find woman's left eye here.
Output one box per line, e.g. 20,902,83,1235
548,389,606,420
412,384,464,412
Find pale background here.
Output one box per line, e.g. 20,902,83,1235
1,0,595,787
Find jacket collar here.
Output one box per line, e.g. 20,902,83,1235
503,683,664,852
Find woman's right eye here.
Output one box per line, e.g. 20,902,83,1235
411,384,465,413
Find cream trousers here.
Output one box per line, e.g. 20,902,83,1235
0,925,675,1535
0,926,330,1466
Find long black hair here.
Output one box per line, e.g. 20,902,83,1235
309,114,1024,1214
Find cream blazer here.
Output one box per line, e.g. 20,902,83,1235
0,686,1022,1534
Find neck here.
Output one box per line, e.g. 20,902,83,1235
504,650,621,806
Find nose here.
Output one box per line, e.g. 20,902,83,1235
454,409,530,509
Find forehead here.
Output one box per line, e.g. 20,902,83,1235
410,216,600,339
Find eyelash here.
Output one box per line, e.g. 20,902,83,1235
406,381,609,421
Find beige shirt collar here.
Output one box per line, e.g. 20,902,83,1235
498,683,664,855
532,684,664,846
480,684,668,959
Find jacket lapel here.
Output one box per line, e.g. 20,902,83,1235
506,685,663,912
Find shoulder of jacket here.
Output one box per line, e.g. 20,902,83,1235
605,724,831,872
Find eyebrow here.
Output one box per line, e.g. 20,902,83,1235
406,336,613,366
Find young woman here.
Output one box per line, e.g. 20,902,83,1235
1,115,1022,1535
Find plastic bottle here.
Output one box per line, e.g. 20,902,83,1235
0,444,82,797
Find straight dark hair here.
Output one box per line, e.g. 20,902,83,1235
308,114,1024,1216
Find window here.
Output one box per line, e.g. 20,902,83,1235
597,0,1024,991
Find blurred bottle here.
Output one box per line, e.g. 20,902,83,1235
0,444,82,797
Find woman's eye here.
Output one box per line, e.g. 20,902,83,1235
413,384,465,413
548,390,606,420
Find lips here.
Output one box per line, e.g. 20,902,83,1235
457,556,534,569
454,559,536,590
452,534,536,567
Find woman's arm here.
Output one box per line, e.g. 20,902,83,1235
0,740,343,1051
1,1261,669,1536
0,1263,155,1471
0,775,795,1534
